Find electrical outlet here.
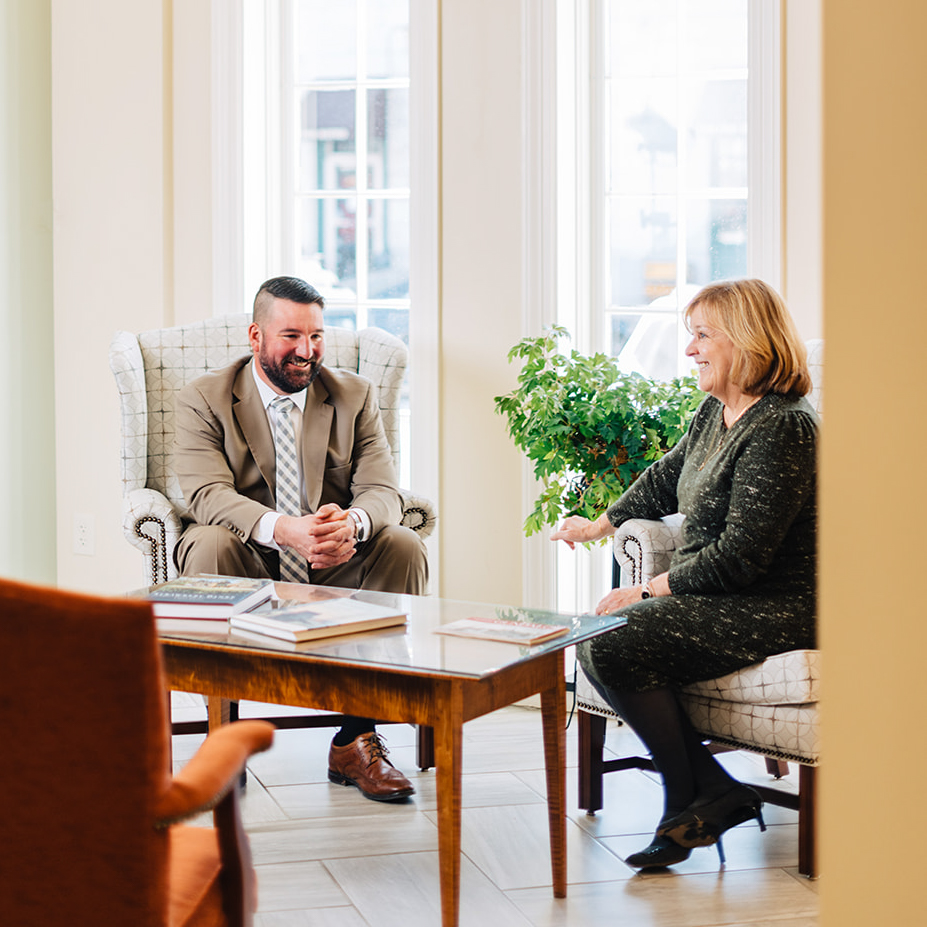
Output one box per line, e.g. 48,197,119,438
73,514,95,556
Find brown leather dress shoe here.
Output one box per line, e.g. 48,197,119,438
328,733,415,802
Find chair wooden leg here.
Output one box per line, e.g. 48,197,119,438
416,724,435,770
764,757,790,778
214,781,254,927
798,764,818,878
578,709,607,813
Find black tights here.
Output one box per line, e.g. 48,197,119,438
589,678,735,821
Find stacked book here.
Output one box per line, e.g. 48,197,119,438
144,574,273,621
142,574,407,643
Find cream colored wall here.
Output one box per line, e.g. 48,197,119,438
783,0,822,339
0,0,56,585
51,0,199,593
51,0,220,594
437,0,526,602
820,1,927,922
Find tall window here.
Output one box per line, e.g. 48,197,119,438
286,0,411,338
549,0,780,613
240,0,438,494
596,0,778,381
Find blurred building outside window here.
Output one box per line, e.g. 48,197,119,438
552,0,780,614
599,0,779,384
244,0,420,487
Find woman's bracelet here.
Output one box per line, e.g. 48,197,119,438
640,581,655,599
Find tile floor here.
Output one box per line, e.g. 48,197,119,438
171,693,819,927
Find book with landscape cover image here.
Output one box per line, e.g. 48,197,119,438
144,574,273,618
434,616,569,645
230,596,407,643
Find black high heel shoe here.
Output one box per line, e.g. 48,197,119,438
625,833,730,870
625,834,692,870
657,783,766,849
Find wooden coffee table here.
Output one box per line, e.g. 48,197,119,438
157,584,625,927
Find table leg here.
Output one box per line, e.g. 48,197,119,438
434,685,464,927
208,695,232,732
540,655,567,898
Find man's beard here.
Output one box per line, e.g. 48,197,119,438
259,347,323,394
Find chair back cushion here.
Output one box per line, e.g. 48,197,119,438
1,578,171,925
110,315,408,510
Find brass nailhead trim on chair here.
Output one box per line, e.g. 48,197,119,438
135,516,168,585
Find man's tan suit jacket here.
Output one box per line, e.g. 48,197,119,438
174,356,403,544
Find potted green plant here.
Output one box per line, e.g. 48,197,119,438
494,326,702,537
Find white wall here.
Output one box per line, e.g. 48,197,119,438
784,0,822,339
0,0,56,585
52,0,177,592
438,0,527,603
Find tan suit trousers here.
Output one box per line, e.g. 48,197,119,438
175,523,428,596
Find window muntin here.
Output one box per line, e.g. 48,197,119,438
602,0,751,382
288,0,411,340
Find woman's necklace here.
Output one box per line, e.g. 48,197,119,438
697,416,727,471
697,395,763,471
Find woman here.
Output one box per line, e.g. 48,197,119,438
552,279,817,869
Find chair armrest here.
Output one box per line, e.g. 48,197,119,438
612,514,685,586
154,720,275,828
399,489,436,540
123,488,185,584
577,515,684,719
123,488,184,552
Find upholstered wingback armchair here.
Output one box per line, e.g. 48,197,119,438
576,339,823,878
110,314,436,585
1,575,275,926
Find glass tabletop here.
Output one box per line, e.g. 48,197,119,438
153,582,627,680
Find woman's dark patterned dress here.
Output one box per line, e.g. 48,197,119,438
578,392,818,694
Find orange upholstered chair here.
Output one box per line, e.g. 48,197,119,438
0,576,275,927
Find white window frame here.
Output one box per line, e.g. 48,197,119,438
212,0,440,572
523,0,781,613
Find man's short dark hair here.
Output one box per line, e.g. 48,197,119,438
253,276,325,324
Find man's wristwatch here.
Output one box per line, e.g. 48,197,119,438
346,509,364,541
640,582,654,599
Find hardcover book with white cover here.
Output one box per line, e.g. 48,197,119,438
230,597,407,643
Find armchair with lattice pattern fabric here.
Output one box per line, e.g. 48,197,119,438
110,314,436,586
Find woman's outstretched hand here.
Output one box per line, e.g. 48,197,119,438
550,513,615,550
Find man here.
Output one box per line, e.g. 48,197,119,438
173,275,428,801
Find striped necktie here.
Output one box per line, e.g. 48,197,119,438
270,396,309,583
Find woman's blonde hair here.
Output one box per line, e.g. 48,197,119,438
685,279,811,398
